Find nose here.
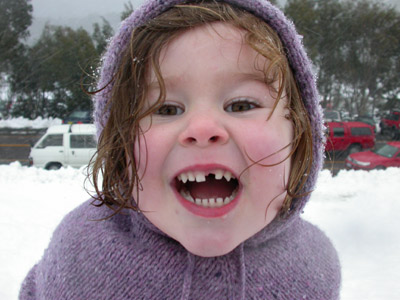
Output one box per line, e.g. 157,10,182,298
178,113,229,147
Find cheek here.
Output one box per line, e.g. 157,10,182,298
240,118,294,166
134,126,174,179
239,117,293,206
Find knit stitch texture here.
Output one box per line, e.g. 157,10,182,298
19,0,341,299
20,200,340,299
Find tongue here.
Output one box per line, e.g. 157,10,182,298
186,178,236,199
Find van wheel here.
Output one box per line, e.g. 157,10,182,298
46,163,62,170
348,144,362,155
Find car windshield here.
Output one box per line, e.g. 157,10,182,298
357,116,373,124
324,111,340,121
70,111,89,118
373,144,398,158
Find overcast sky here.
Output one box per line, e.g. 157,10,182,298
33,0,142,19
29,0,400,42
32,0,400,19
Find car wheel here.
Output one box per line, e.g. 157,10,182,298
348,144,362,155
389,128,397,140
395,130,400,141
46,163,62,170
376,165,386,170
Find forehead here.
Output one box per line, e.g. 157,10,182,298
147,22,269,86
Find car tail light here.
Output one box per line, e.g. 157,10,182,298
28,157,33,167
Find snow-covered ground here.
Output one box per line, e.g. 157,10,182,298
0,117,62,129
0,162,399,299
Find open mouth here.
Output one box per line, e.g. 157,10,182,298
174,169,240,208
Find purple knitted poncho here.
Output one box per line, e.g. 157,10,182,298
19,0,341,299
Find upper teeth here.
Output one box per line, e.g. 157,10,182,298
177,169,235,183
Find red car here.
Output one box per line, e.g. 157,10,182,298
325,121,375,154
380,110,400,139
345,141,400,170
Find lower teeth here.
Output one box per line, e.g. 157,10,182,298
180,189,237,208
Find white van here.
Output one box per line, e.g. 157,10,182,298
29,124,97,170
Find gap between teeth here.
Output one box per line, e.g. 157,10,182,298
177,169,234,183
180,189,237,208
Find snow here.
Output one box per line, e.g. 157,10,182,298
0,117,62,129
0,162,399,299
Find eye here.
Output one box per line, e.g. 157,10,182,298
225,98,260,113
155,104,184,116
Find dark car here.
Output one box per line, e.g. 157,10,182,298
62,110,92,124
345,141,400,170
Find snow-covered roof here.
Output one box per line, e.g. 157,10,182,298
46,124,95,134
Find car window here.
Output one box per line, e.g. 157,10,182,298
324,110,341,121
373,144,398,158
70,134,97,149
70,111,90,118
351,127,371,136
37,134,63,148
386,114,399,121
333,127,344,137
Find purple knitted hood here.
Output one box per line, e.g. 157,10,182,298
92,0,325,240
19,3,341,299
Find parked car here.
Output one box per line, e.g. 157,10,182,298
345,141,400,170
323,109,341,122
325,121,375,154
62,110,92,124
380,109,400,139
353,115,378,133
29,124,97,170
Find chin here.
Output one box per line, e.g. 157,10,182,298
180,233,240,257
185,244,236,258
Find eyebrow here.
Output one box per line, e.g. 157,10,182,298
146,70,268,89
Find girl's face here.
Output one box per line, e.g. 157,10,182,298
135,22,293,257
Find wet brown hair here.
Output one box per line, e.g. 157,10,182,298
90,1,313,217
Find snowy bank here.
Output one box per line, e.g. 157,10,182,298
0,117,62,129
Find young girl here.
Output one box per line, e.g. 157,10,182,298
20,0,341,299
